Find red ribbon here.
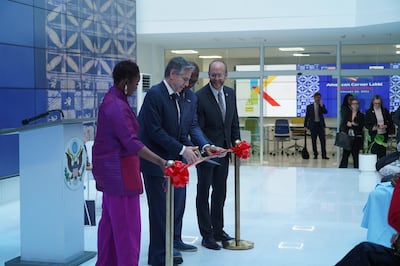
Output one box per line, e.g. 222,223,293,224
164,140,252,187
230,140,251,159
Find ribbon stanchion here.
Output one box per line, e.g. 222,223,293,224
223,141,254,250
165,160,175,266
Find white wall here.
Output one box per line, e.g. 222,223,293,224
356,0,400,26
137,0,399,34
137,42,165,83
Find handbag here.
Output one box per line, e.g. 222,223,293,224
301,131,310,159
334,131,354,151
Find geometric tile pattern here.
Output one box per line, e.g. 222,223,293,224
390,63,400,111
296,74,320,117
45,0,136,140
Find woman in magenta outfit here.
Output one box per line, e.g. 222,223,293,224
92,60,166,266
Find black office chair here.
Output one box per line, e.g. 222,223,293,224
270,119,291,156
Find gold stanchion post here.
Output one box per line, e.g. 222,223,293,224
165,160,174,266
223,140,254,250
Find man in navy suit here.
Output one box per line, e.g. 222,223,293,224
304,92,329,159
195,60,241,250
138,57,205,266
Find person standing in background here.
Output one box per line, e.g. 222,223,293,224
340,94,354,125
339,98,365,168
195,60,241,250
138,57,200,266
92,60,167,266
365,95,394,159
304,92,329,159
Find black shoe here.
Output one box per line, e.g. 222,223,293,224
173,249,183,264
322,156,330,160
214,231,234,242
174,240,198,252
313,155,318,159
201,238,221,250
173,256,183,265
149,257,182,266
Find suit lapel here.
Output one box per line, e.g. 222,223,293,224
223,90,231,123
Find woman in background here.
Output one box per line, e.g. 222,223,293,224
365,95,393,159
339,98,365,168
93,60,166,266
340,94,354,122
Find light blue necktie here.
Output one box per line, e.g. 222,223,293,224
217,91,225,121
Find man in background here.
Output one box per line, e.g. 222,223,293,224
304,92,329,160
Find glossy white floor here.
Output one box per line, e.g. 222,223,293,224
0,163,381,266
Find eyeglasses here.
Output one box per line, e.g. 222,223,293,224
373,102,381,105
209,73,225,79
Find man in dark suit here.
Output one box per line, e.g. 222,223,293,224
138,57,205,266
304,92,329,159
195,60,241,250
174,61,220,253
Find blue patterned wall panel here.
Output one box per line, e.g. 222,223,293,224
0,88,48,128
0,1,33,46
45,0,136,123
0,0,137,178
0,45,34,88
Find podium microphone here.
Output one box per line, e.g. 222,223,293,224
21,111,50,125
50,109,65,119
22,109,65,125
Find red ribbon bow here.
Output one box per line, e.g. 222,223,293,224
163,160,189,187
230,140,251,159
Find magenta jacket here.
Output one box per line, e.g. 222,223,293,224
92,87,145,195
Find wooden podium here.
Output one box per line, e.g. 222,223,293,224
2,119,96,266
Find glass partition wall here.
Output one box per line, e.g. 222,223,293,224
165,43,400,165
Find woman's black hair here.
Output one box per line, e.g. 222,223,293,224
112,60,140,84
342,93,353,107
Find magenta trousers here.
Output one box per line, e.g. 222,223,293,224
96,193,141,266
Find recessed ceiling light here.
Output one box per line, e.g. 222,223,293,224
198,55,222,59
170,50,199,54
279,47,305,52
293,53,310,57
395,44,400,49
396,51,400,54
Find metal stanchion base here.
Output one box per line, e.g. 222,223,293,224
222,239,254,250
